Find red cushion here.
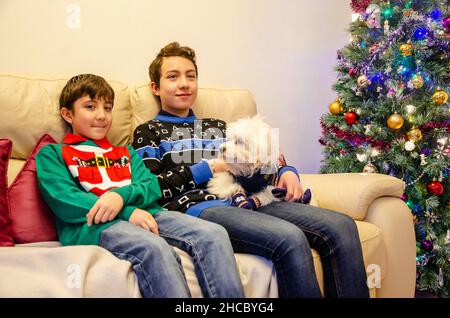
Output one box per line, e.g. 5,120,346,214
8,134,58,243
0,139,14,246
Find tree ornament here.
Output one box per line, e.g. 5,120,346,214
427,180,444,195
411,74,424,89
405,104,416,114
387,113,404,129
432,90,448,105
348,68,358,77
365,4,381,28
384,20,390,35
357,75,370,88
420,239,433,252
404,140,415,151
443,16,450,33
350,0,372,14
430,9,442,21
362,163,377,173
407,127,422,142
344,111,359,125
329,99,344,114
413,27,428,41
399,43,413,56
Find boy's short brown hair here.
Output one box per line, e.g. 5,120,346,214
59,74,115,110
149,42,198,88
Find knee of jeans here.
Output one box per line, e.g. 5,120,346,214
278,224,308,248
140,235,172,257
201,222,230,242
327,213,359,244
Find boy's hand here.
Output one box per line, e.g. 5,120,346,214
86,192,124,226
129,208,159,236
210,159,230,174
277,171,304,202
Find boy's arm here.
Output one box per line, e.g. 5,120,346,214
110,146,163,219
132,124,211,205
36,145,100,223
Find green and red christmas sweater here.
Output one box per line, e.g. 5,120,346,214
36,133,163,246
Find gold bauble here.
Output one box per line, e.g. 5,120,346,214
329,99,344,114
363,163,378,174
411,74,424,89
387,113,404,130
399,43,413,56
432,90,448,105
407,127,423,142
357,75,370,88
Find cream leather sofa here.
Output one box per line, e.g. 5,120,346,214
0,74,416,298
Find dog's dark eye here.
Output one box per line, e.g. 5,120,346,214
235,138,244,145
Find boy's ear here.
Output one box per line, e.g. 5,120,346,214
60,107,73,124
150,82,160,96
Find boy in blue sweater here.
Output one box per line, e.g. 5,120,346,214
133,43,370,298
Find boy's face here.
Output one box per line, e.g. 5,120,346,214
61,94,113,140
152,56,198,116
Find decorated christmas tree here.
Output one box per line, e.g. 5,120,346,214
319,0,449,296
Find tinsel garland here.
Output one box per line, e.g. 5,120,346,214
418,121,450,134
336,14,450,76
350,0,373,14
319,120,450,149
319,119,391,149
361,14,450,74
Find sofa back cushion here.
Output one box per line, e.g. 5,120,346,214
0,139,14,246
130,82,257,141
8,134,59,243
0,74,132,160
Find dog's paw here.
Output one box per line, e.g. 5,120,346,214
231,192,256,209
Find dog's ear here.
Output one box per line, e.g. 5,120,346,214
252,114,266,123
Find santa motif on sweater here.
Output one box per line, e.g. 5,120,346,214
61,134,132,196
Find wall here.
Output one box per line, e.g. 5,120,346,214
0,0,351,173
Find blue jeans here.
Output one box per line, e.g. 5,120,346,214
99,211,244,298
201,201,369,298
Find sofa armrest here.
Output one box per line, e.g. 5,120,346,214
300,173,405,220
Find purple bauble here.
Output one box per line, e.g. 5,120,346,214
420,239,433,252
422,148,431,156
444,16,450,33
401,194,407,201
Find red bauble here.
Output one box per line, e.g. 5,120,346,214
427,181,444,196
349,68,358,77
344,111,359,125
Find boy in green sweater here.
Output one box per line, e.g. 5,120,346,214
36,74,244,298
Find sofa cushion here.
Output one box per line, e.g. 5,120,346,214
0,244,140,297
0,74,132,160
130,83,258,142
0,139,14,246
311,220,386,297
8,134,58,243
300,173,405,220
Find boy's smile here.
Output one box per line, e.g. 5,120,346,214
61,94,113,140
152,56,198,117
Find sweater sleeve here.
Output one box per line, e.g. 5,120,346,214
132,123,202,205
110,146,163,218
36,144,98,224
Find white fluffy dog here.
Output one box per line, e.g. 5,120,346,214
207,115,311,209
